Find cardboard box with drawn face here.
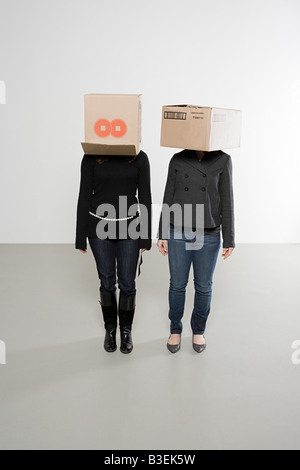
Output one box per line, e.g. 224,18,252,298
81,94,142,156
161,105,242,152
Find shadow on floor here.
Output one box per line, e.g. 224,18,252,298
1,336,195,400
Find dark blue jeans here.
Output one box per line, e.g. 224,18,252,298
88,238,140,297
168,225,221,335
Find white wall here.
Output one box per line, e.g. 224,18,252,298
0,0,300,244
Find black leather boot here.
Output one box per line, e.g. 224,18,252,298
100,291,118,353
104,325,117,353
119,295,136,354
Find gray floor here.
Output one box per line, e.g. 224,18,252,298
0,243,300,450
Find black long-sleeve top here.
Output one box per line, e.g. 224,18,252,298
76,151,152,251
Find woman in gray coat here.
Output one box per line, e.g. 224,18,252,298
158,149,235,354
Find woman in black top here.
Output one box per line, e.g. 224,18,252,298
158,149,235,354
76,151,152,354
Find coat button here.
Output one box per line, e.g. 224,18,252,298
185,174,189,178
201,187,206,192
185,187,189,191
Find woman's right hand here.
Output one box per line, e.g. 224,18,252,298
157,240,168,256
78,250,87,254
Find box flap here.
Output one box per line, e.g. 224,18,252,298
85,94,142,98
81,142,138,156
164,105,211,109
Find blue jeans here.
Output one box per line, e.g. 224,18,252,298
168,226,221,335
89,238,140,297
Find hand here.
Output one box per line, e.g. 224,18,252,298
141,248,147,254
222,247,234,260
157,240,168,256
78,250,87,254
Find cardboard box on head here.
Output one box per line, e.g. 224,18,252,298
161,105,242,152
81,94,142,156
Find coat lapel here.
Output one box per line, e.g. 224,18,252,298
182,150,223,175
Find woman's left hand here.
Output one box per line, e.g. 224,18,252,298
222,247,234,260
141,248,147,254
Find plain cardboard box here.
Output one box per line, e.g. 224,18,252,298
161,105,242,151
81,94,142,156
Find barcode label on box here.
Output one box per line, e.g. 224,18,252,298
164,111,187,121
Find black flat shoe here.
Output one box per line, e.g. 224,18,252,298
167,336,181,354
104,326,117,353
193,336,206,354
120,327,133,354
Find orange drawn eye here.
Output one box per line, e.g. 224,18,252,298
111,119,127,138
94,119,112,138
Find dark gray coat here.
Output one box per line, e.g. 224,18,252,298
159,149,235,248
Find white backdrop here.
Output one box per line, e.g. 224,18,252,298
0,0,300,244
